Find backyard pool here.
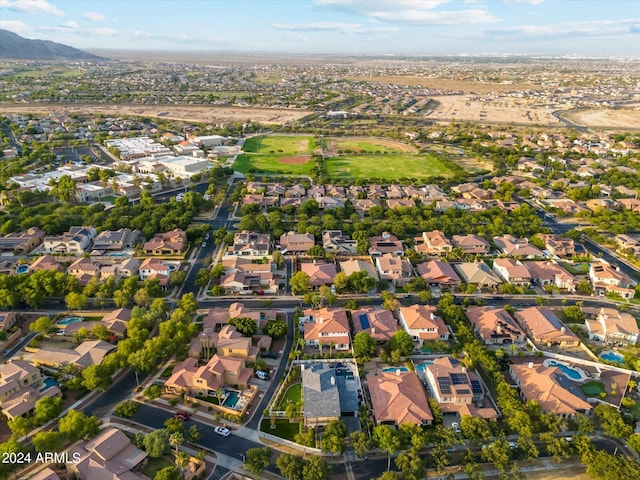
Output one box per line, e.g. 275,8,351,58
415,361,435,372
600,351,623,364
16,265,28,274
547,360,583,380
40,377,59,391
56,316,84,326
108,252,131,257
382,367,408,373
223,391,240,409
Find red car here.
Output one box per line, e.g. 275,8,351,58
175,412,190,421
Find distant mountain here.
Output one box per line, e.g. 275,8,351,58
0,29,104,60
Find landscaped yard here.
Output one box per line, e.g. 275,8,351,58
142,456,174,478
325,153,452,180
160,365,174,378
278,383,301,409
559,262,590,275
580,381,605,397
260,418,300,441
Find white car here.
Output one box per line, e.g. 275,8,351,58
451,422,461,434
508,441,519,450
214,426,230,437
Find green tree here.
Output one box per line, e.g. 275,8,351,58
33,396,64,425
30,316,53,335
81,363,113,391
143,429,171,457
114,400,140,418
263,319,288,339
153,466,182,480
333,272,349,292
563,305,585,323
244,446,272,476
390,330,415,356
65,292,87,311
374,425,401,471
144,384,162,400
58,409,99,441
302,456,332,480
33,431,64,452
396,450,425,480
290,271,311,295
164,417,185,434
294,428,315,447
276,453,306,480
307,245,326,258
322,433,345,453
353,331,377,362
7,416,34,438
350,431,371,457
228,316,258,336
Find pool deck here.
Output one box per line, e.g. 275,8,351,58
543,358,589,382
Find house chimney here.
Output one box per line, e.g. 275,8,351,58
371,327,376,335
396,369,401,375
528,362,534,368
561,326,566,334
301,364,305,372
330,376,335,385
461,367,467,373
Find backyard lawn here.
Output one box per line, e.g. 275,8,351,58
278,383,301,409
325,153,452,180
580,381,605,397
142,457,173,478
260,418,299,442
559,262,590,275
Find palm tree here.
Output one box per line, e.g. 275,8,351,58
169,431,184,455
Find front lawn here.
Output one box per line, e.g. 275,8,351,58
580,381,605,397
141,456,173,478
260,418,299,442
278,383,301,409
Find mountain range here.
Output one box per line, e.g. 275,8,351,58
0,29,103,61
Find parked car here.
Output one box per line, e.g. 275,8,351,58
508,441,519,450
260,351,279,359
175,412,190,421
451,422,461,434
214,426,230,437
255,370,270,380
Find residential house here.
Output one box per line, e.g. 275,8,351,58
241,194,278,210
0,227,45,254
220,271,277,295
29,468,60,480
139,257,170,285
165,355,253,396
300,261,337,288
375,254,413,287
142,229,187,255
351,307,397,342
422,357,498,420
493,235,543,258
398,304,449,345
323,230,357,256
586,308,639,345
339,258,379,281
189,324,258,361
43,226,97,254
203,302,277,331
67,257,100,285
387,199,416,209
589,263,636,299
515,307,580,348
616,234,640,258
222,256,278,275
302,362,359,428
28,255,63,273
279,231,315,255
367,371,433,426
451,234,490,255
492,258,532,286
93,228,139,251
228,231,271,257
538,234,575,257
353,199,380,215
286,184,306,198
369,232,404,256
466,306,526,346
524,261,575,291
302,308,351,351
32,340,116,370
0,360,61,420
317,197,345,209
417,260,461,291
509,363,591,419
0,311,17,332
454,262,502,289
415,230,452,255
68,427,148,480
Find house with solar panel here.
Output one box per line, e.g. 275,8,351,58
421,356,498,420
351,307,397,343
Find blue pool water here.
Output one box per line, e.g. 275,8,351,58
548,360,582,380
382,367,408,373
40,377,58,391
16,265,28,274
108,252,130,257
600,351,623,364
415,361,435,372
56,316,83,326
223,391,240,408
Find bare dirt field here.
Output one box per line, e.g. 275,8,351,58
0,103,312,125
278,155,311,165
564,108,640,129
348,75,539,94
429,95,560,125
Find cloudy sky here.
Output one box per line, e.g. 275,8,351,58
1,0,638,56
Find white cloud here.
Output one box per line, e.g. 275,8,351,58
0,19,29,35
60,20,78,29
0,0,63,16
272,21,399,34
83,11,107,21
503,0,546,4
314,0,497,25
486,18,640,38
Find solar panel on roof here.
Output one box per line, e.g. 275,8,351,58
471,380,483,394
457,389,471,395
359,313,370,330
437,376,452,394
451,373,468,385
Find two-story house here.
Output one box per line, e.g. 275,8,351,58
398,304,449,345
586,307,639,345
302,308,351,351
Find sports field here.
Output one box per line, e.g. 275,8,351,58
332,137,416,154
326,153,452,180
234,135,317,174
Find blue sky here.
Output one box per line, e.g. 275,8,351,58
1,0,638,56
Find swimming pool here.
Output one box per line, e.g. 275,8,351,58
415,361,434,372
548,360,582,380
108,252,131,257
600,351,623,364
382,367,408,373
56,316,84,326
40,377,58,391
223,391,240,408
16,265,28,274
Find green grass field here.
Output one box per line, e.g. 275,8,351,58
233,153,315,175
326,153,452,180
242,135,316,155
260,418,300,441
334,138,412,154
580,381,605,397
234,135,317,175
278,383,301,409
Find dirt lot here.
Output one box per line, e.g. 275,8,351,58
564,108,640,129
278,155,311,165
0,103,312,125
